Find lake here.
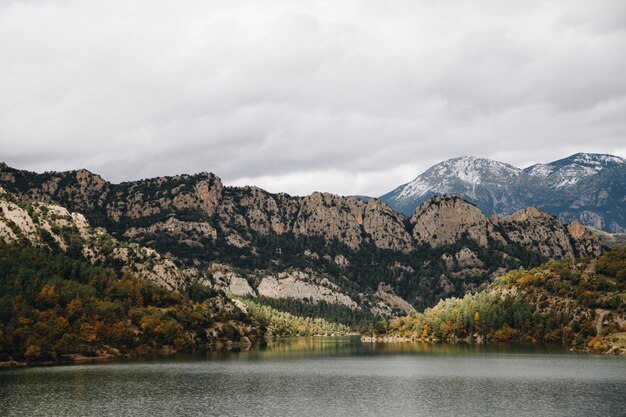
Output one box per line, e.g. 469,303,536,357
1,337,625,417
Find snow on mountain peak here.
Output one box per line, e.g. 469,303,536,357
396,156,521,200
379,152,625,223
438,156,522,183
524,153,625,188
569,152,625,166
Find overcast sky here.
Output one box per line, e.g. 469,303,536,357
1,0,625,196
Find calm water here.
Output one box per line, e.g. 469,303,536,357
0,337,625,417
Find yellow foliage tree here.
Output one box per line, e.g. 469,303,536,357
66,298,84,318
36,284,57,308
80,322,97,342
25,344,43,360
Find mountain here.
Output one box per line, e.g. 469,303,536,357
0,164,601,317
380,153,626,232
528,163,626,232
380,156,525,216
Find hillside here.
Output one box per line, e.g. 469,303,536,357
0,185,186,291
0,244,268,366
380,153,626,232
379,247,626,354
0,188,270,365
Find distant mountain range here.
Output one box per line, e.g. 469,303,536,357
380,153,626,233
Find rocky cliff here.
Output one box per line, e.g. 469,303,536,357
0,186,187,291
410,195,504,248
0,165,601,313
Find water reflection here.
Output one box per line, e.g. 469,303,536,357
200,336,577,362
1,337,625,417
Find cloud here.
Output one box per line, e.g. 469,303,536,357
0,0,624,196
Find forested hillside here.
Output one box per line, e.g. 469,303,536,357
0,244,266,365
381,247,626,354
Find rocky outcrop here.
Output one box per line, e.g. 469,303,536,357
293,192,364,250
209,264,256,296
362,198,414,253
455,247,484,269
106,172,223,222
374,283,416,316
0,191,187,291
408,196,599,260
499,207,600,259
500,207,573,258
568,221,603,257
217,186,299,236
257,270,358,307
411,195,504,248
125,217,218,247
0,164,600,262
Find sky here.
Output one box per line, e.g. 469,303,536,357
1,0,625,197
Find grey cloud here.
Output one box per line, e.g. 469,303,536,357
0,0,624,196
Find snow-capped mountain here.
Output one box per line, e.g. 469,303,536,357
396,156,521,199
524,153,625,188
381,156,525,216
380,153,626,232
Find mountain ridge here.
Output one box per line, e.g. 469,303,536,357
0,163,601,315
380,152,626,232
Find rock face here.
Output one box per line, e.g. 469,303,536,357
455,247,484,269
0,164,599,259
209,264,256,296
0,163,602,312
293,192,364,250
410,196,600,260
362,198,414,253
257,271,357,307
411,195,504,248
107,172,223,221
0,191,187,291
499,207,592,259
374,283,417,316
500,207,574,258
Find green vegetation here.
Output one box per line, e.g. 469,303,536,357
0,244,263,364
386,247,626,353
200,230,547,311
238,298,353,336
240,295,381,331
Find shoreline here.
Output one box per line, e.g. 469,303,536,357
0,337,262,369
3,333,625,369
360,334,626,355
